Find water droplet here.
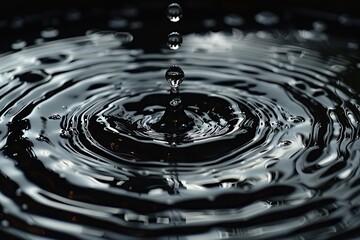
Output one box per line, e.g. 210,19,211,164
170,97,182,107
167,32,183,50
15,70,50,83
167,3,183,22
224,14,244,27
49,114,62,120
36,134,49,143
41,27,59,38
88,30,133,45
278,140,292,147
255,11,280,25
165,65,184,91
11,39,26,50
288,116,305,123
60,129,72,139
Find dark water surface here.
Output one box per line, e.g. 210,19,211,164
1,4,360,239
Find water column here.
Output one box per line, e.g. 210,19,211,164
153,3,194,135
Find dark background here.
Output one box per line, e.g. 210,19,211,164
0,0,356,15
0,0,358,53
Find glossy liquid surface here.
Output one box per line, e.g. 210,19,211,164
0,6,360,240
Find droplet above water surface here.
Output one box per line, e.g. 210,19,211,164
167,32,183,50
165,65,185,90
167,3,183,22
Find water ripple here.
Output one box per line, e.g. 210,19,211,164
0,31,360,239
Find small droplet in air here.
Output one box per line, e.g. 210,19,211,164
167,3,183,22
165,65,184,92
167,32,183,50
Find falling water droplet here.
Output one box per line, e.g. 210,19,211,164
167,32,183,50
167,3,183,22
165,65,184,92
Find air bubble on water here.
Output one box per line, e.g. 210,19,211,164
36,134,49,142
49,114,61,120
167,32,183,50
357,63,360,69
224,14,244,27
87,30,133,45
165,65,185,92
167,3,183,22
60,129,72,139
255,11,280,25
278,140,292,147
11,39,26,50
41,27,59,38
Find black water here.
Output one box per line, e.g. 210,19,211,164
1,3,360,240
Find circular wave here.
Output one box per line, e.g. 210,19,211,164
0,31,360,239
